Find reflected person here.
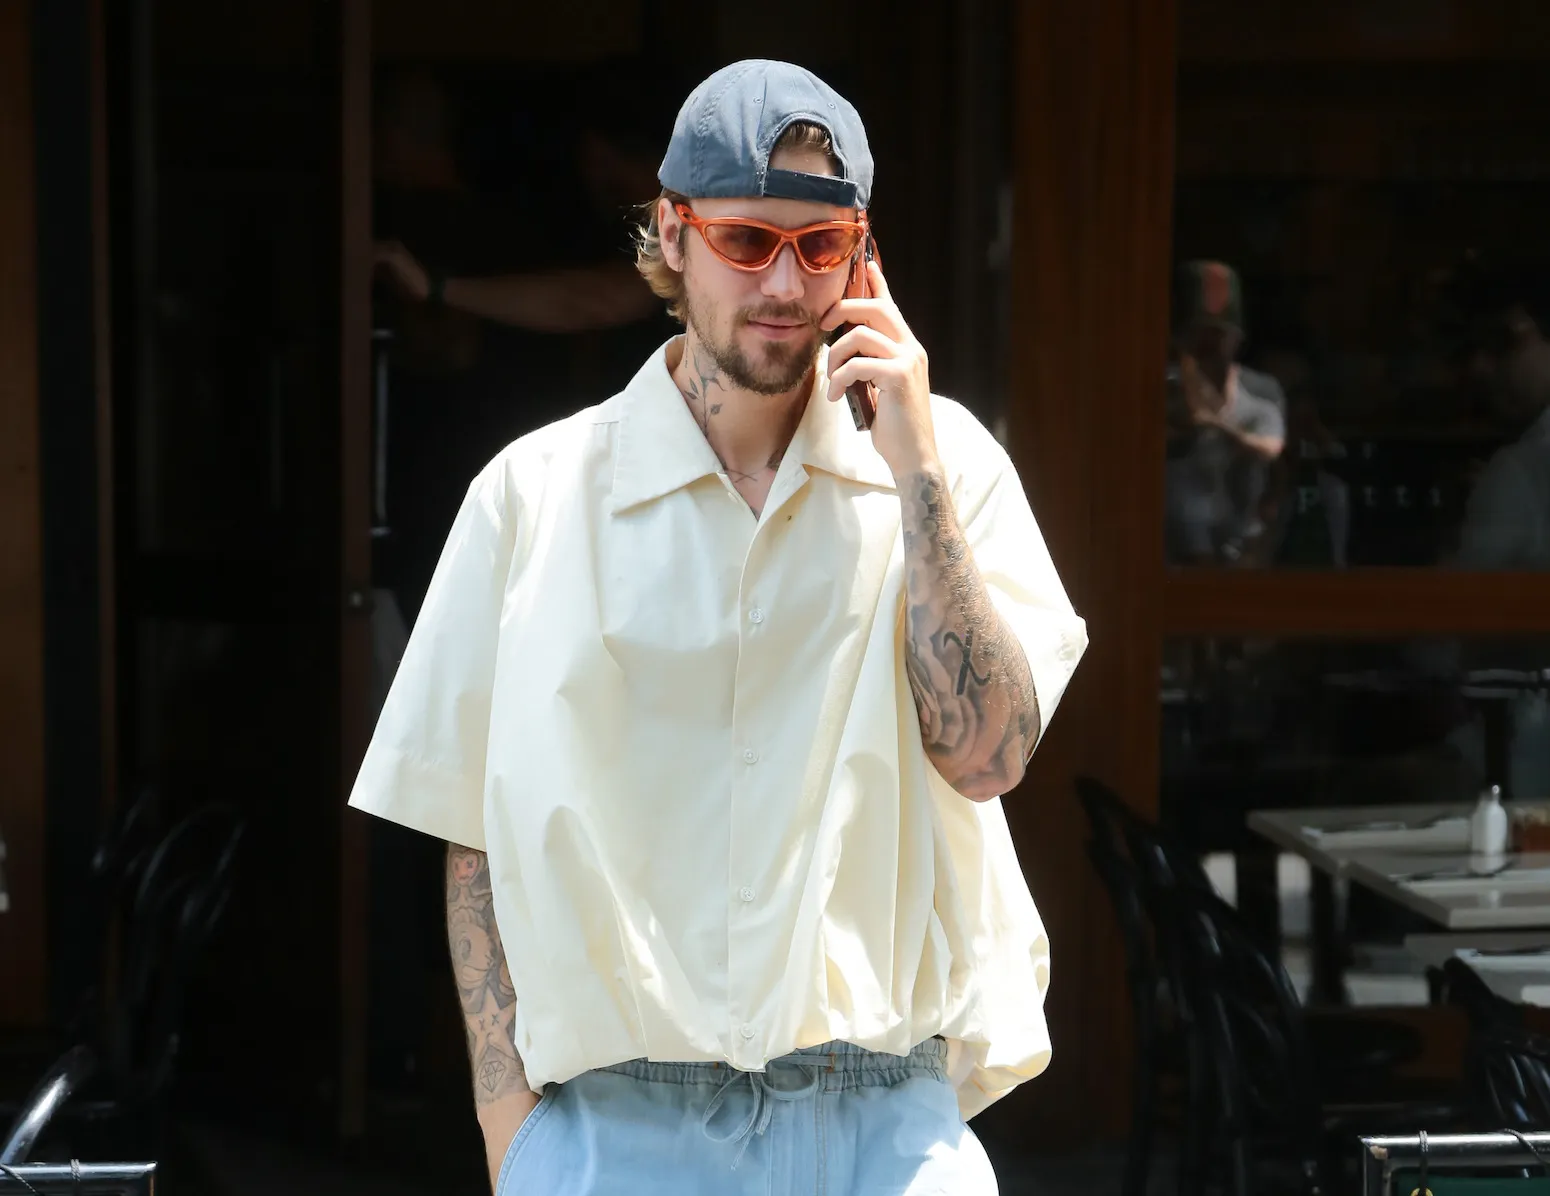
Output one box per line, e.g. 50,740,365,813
1456,272,1550,569
1164,261,1287,565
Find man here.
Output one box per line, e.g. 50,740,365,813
349,60,1086,1194
1164,261,1287,564
1455,270,1550,570
1449,268,1550,798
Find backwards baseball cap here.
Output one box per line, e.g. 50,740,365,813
1174,260,1245,336
658,59,874,210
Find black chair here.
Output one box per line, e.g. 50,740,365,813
1078,777,1462,1196
1437,956,1528,1036
0,1048,95,1166
0,787,167,1089
0,802,245,1165
1437,957,1550,1132
1167,842,1467,1195
1080,776,1207,1196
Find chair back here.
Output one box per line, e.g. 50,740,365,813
0,1047,96,1166
1438,957,1550,1129
109,802,245,1106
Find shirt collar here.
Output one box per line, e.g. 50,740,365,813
609,340,895,514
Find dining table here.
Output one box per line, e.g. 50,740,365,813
1247,800,1550,1001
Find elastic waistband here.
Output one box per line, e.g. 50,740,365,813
596,1037,948,1091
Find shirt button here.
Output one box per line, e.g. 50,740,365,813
740,1024,756,1040
742,748,759,765
739,886,755,902
748,607,765,625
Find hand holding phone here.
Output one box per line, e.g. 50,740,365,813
837,233,880,431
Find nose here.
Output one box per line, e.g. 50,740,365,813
761,244,805,303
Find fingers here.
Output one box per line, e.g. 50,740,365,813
821,297,909,340
827,323,901,374
825,354,914,404
866,259,891,301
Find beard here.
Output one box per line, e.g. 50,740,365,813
684,292,822,395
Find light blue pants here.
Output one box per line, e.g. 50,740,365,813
495,1038,999,1195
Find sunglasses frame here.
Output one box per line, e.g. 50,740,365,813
673,202,868,275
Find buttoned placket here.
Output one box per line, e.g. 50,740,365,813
724,463,809,1067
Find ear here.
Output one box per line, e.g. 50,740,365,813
659,198,686,273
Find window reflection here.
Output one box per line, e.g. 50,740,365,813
1162,635,1550,1005
1168,47,1550,569
1161,638,1550,840
1165,261,1289,566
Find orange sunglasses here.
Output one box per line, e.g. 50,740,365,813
674,203,867,275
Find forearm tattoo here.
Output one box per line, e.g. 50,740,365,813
900,471,1041,794
446,845,527,1105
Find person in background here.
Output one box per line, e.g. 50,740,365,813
1164,260,1287,565
1424,265,1550,799
1455,268,1550,570
363,62,676,1112
373,122,660,333
372,64,675,615
350,59,1086,1194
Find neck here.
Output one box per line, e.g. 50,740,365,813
669,332,811,479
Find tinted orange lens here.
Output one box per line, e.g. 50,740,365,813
704,223,783,265
795,227,863,270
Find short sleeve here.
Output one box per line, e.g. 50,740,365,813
1457,452,1532,569
956,445,1088,752
347,459,520,849
1241,393,1286,441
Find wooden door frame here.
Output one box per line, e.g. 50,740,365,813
0,0,48,1030
337,0,373,1143
1004,0,1176,1145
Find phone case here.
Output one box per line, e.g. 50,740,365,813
842,235,880,431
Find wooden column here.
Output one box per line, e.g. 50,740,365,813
996,0,1176,1144
337,0,372,1141
0,0,49,1029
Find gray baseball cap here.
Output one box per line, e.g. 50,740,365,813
658,60,874,210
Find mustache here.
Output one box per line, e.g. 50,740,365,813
736,304,816,328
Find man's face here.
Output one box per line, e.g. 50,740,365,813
660,145,856,395
1179,323,1243,394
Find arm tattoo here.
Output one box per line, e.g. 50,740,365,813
446,844,528,1105
900,470,1041,796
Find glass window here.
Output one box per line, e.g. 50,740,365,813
1162,635,1550,1004
1166,12,1550,569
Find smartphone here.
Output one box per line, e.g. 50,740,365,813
838,232,880,431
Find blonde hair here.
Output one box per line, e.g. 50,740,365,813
634,121,843,323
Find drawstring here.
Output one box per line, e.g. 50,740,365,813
701,1062,824,1169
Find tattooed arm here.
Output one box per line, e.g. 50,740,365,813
819,259,1050,798
446,844,539,1190
900,470,1041,800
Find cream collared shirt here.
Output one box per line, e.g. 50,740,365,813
349,342,1087,1118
